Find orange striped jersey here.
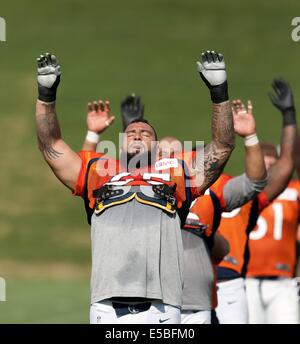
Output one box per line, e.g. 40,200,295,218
217,192,269,277
247,180,300,278
74,151,202,224
184,173,231,238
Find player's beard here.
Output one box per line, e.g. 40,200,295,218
120,147,157,171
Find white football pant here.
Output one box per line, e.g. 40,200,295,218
246,278,299,324
181,310,211,324
90,300,181,324
216,278,249,324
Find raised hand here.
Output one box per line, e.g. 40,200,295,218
121,94,144,130
268,78,296,127
232,99,256,137
196,50,228,103
37,52,61,102
86,99,115,134
268,78,294,112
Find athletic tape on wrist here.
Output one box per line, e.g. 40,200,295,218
244,133,259,147
86,130,100,144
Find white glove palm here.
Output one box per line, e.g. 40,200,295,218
37,53,61,102
37,53,61,88
196,50,226,87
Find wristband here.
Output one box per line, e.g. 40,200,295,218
244,133,259,147
86,130,100,144
282,107,296,126
37,75,60,103
210,81,229,104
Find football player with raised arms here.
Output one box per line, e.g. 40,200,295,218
34,50,235,324
246,79,300,324
214,78,297,324
82,96,268,324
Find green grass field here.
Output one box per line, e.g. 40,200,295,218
0,0,300,323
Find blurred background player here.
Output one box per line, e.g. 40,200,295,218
214,78,297,323
245,79,300,324
179,99,267,324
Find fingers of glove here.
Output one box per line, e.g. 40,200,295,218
205,50,213,63
201,52,207,64
135,96,141,112
50,54,58,66
127,94,135,105
211,51,217,63
122,95,132,107
39,54,47,67
277,78,291,96
217,53,224,62
45,52,52,65
272,80,282,96
196,61,205,73
268,91,280,107
37,57,43,68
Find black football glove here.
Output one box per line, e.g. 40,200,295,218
196,50,229,104
121,94,144,130
37,52,61,102
268,78,296,126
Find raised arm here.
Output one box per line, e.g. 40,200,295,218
81,100,114,151
294,131,300,179
35,53,81,191
195,51,235,193
221,99,267,211
263,78,297,201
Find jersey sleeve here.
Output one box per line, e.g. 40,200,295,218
257,191,270,212
73,151,103,197
209,174,232,210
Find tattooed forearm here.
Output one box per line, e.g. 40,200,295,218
196,101,235,191
35,102,62,160
210,102,235,150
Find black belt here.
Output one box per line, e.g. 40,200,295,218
112,302,152,314
254,276,280,280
